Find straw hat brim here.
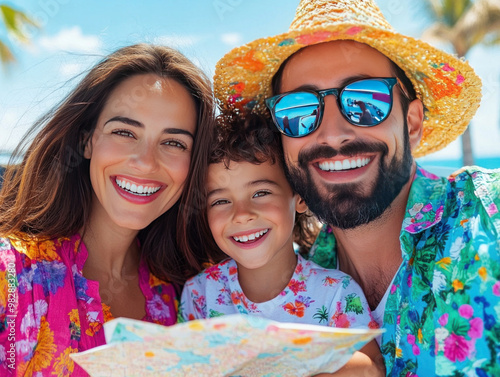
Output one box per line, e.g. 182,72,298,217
214,24,482,157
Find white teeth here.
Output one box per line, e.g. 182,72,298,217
233,229,269,243
318,157,371,172
115,178,161,196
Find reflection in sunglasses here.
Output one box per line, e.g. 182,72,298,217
266,77,398,137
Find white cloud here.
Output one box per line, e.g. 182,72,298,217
60,63,84,78
220,33,242,46
154,35,202,48
38,26,102,54
0,110,33,151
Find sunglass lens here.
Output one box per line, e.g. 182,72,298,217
340,79,392,126
273,92,320,137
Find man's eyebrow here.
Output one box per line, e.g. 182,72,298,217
104,116,194,138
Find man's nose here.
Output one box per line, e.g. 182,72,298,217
315,95,356,147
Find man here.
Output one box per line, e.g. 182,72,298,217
214,0,500,376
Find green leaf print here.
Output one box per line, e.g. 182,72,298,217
449,312,470,336
344,293,364,315
413,247,436,278
208,309,225,318
313,306,329,324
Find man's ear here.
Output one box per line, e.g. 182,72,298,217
406,99,424,151
294,195,308,214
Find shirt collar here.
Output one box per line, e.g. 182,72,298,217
309,164,448,264
401,164,448,234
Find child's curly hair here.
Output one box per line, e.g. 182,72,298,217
196,112,321,265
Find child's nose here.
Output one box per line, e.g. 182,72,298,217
232,201,256,223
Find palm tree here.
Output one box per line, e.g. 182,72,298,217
0,4,38,65
422,0,500,166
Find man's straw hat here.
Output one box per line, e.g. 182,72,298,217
214,0,482,157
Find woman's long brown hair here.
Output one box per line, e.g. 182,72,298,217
0,44,215,284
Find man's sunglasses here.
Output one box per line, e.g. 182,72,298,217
265,77,408,138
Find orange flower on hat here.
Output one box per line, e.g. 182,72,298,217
229,50,264,72
424,67,463,101
231,82,245,93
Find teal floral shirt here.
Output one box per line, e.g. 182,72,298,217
308,165,500,377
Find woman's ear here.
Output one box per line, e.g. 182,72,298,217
406,99,424,151
83,133,93,159
294,195,308,214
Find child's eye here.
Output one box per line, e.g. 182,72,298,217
112,129,134,138
163,140,187,150
253,190,271,198
211,199,230,207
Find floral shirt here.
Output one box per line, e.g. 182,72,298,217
0,234,178,376
179,254,378,330
308,165,500,377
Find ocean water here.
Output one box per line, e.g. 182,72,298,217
0,153,19,165
418,157,500,176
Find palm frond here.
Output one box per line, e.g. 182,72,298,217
0,38,15,64
420,22,454,45
0,4,39,44
454,0,500,50
424,0,473,27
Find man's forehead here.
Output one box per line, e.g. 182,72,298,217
279,40,393,89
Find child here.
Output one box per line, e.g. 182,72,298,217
179,114,385,376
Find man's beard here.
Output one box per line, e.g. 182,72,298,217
283,128,413,230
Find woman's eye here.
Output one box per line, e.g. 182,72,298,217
164,140,187,150
112,130,134,138
253,190,271,198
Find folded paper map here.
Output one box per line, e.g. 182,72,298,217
71,314,383,377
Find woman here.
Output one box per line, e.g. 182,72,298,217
0,44,214,376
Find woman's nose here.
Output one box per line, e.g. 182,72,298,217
129,142,159,173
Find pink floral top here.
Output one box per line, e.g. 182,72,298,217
0,234,178,376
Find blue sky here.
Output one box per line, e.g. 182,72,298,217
1,0,499,168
